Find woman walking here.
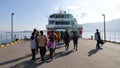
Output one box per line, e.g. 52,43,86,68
30,33,37,62
48,34,56,61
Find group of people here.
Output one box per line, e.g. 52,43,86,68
30,29,48,62
63,30,79,51
30,29,79,63
30,28,103,63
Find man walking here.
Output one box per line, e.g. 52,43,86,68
95,29,102,49
37,30,47,62
64,30,70,51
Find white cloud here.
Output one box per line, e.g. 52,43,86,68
81,12,87,18
75,9,103,24
52,0,120,24
117,5,120,10
82,2,89,6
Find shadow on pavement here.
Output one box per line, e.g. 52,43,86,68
55,49,74,59
10,54,53,68
0,54,32,66
10,59,44,68
55,45,65,50
88,48,99,56
10,49,74,68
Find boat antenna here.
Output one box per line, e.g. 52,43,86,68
68,9,70,13
58,7,63,13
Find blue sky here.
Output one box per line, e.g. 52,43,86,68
0,0,120,32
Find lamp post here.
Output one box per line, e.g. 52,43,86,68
102,14,106,41
11,13,14,42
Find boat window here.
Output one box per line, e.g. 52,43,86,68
49,21,54,24
50,14,73,18
56,15,57,18
50,15,54,18
61,15,64,18
71,22,75,26
55,21,70,25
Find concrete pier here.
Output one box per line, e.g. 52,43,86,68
0,39,120,68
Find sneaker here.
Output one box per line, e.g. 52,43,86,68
74,48,75,49
76,48,77,51
42,58,47,62
31,60,35,63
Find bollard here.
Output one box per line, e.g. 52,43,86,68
91,35,93,40
14,34,16,41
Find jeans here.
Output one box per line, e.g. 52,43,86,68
50,48,55,59
39,47,46,61
96,40,100,49
31,49,36,61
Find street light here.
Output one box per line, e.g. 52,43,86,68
102,14,106,41
11,13,14,42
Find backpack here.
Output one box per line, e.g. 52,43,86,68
73,34,78,41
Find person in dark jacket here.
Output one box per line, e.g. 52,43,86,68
95,29,102,49
64,30,70,51
72,31,78,51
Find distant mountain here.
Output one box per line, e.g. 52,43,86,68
82,18,120,32
5,30,47,33
5,31,32,33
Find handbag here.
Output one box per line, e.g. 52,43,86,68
99,40,104,44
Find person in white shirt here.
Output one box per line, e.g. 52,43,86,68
30,33,37,62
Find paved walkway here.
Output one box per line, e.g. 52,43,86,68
0,39,120,68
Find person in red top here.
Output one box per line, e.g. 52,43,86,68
80,27,83,38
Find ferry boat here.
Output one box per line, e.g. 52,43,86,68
46,10,83,37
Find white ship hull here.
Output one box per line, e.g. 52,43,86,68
46,10,82,37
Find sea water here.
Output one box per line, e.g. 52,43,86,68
0,32,31,44
0,32,120,44
83,32,120,42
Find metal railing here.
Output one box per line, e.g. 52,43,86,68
0,33,31,44
83,32,120,43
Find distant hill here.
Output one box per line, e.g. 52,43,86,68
5,30,47,33
5,31,32,33
82,18,120,32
